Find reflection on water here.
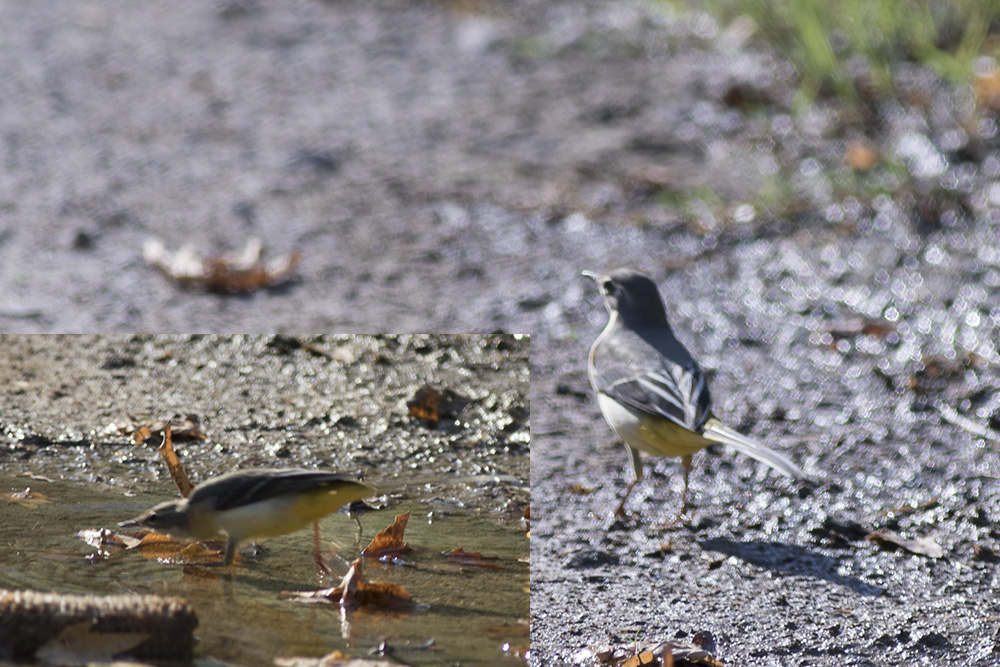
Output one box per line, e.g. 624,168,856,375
0,474,528,666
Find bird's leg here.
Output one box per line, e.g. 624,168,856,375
222,536,238,567
679,454,693,519
614,445,644,518
614,478,640,518
313,521,331,581
652,455,695,530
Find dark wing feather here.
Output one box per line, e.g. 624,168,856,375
192,469,361,511
592,325,711,431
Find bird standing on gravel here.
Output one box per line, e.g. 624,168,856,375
584,267,807,519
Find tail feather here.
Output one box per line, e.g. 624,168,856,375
702,418,807,480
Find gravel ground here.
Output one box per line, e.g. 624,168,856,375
3,1,1000,665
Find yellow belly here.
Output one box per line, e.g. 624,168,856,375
597,393,709,458
188,481,373,541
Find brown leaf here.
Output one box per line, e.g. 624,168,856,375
406,384,471,424
569,483,595,495
143,237,300,293
124,415,205,442
582,639,723,667
866,531,944,558
280,558,413,611
362,512,412,558
156,421,194,498
86,527,226,564
443,547,502,570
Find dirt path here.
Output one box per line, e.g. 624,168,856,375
2,1,1000,665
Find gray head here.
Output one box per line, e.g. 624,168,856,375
119,498,191,539
583,268,669,328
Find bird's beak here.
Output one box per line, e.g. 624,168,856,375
581,270,599,282
118,518,142,528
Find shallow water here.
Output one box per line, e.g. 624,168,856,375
0,473,528,666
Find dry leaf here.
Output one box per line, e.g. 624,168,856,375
122,415,206,442
2,488,52,509
156,421,194,498
280,558,413,611
866,531,944,558
406,384,471,424
443,547,502,570
569,483,594,495
143,236,300,293
362,512,412,558
579,639,723,667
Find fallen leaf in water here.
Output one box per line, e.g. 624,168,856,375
867,531,944,558
35,621,148,666
2,487,52,509
362,512,412,558
406,384,471,425
87,528,225,564
143,236,300,293
443,547,502,570
280,558,413,611
78,528,143,553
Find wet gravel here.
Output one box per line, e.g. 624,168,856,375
0,334,529,516
3,1,1000,664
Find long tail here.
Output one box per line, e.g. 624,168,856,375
373,474,526,494
701,418,807,480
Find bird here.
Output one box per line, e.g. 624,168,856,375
119,468,523,566
119,468,373,566
583,267,807,519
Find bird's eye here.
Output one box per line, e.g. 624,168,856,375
601,280,616,296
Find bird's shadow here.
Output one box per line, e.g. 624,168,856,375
699,537,883,597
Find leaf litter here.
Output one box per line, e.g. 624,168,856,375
574,636,724,667
143,237,300,293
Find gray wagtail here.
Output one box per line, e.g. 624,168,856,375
584,268,807,518
120,468,521,566
120,468,373,566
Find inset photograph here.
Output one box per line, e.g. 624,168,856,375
0,334,529,666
